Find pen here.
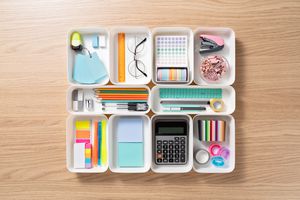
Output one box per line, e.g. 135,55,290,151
162,107,206,111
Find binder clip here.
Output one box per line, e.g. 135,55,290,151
199,34,224,54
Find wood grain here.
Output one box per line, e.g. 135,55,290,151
0,0,300,199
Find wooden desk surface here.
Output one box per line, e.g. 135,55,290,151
1,0,300,199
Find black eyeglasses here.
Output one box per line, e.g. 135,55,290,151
127,37,148,78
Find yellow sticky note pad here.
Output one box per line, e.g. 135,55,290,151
75,120,90,130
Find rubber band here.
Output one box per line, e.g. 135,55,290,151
219,147,230,160
211,156,225,167
209,144,221,156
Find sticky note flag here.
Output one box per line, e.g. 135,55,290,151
85,143,92,169
118,143,144,167
75,120,90,130
76,130,90,139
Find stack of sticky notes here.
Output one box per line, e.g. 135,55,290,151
74,120,91,169
85,143,92,168
117,117,144,167
73,120,107,169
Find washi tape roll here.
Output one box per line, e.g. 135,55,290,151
157,68,187,82
217,120,225,142
210,99,224,112
198,120,226,142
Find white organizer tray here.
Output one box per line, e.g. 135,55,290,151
67,28,110,86
151,114,193,173
108,115,151,173
150,85,236,115
193,115,235,173
66,114,108,173
66,26,236,174
110,27,152,85
152,27,194,85
194,27,235,86
66,85,151,115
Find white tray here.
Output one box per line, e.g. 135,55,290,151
150,114,193,173
110,27,152,85
66,114,109,173
152,27,194,85
150,85,235,115
67,28,110,86
193,115,235,173
108,114,151,173
66,85,151,115
194,27,235,86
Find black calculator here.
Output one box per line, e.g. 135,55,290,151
154,120,188,165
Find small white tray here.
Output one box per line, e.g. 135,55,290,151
194,27,235,86
150,85,236,115
192,115,235,173
152,27,194,85
150,114,193,173
66,85,151,115
66,114,108,173
108,115,151,173
110,27,152,85
67,28,110,86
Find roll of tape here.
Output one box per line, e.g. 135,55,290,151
194,149,210,164
210,99,224,112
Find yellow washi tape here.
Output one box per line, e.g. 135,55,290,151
210,99,224,112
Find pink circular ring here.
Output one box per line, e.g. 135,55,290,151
209,144,222,156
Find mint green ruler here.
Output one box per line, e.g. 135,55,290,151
159,88,222,99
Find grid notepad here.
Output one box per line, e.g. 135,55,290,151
155,35,188,67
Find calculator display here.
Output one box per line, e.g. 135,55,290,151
155,121,187,136
158,127,184,135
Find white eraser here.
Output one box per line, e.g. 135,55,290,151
99,35,106,48
72,101,79,111
74,143,85,168
77,90,84,101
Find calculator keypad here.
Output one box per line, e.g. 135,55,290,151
155,136,187,165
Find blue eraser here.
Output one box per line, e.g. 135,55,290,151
92,35,99,48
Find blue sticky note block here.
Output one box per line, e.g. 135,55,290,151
73,52,107,84
117,117,143,142
118,143,144,167
92,35,99,48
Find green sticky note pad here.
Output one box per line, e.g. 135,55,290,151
118,143,144,167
